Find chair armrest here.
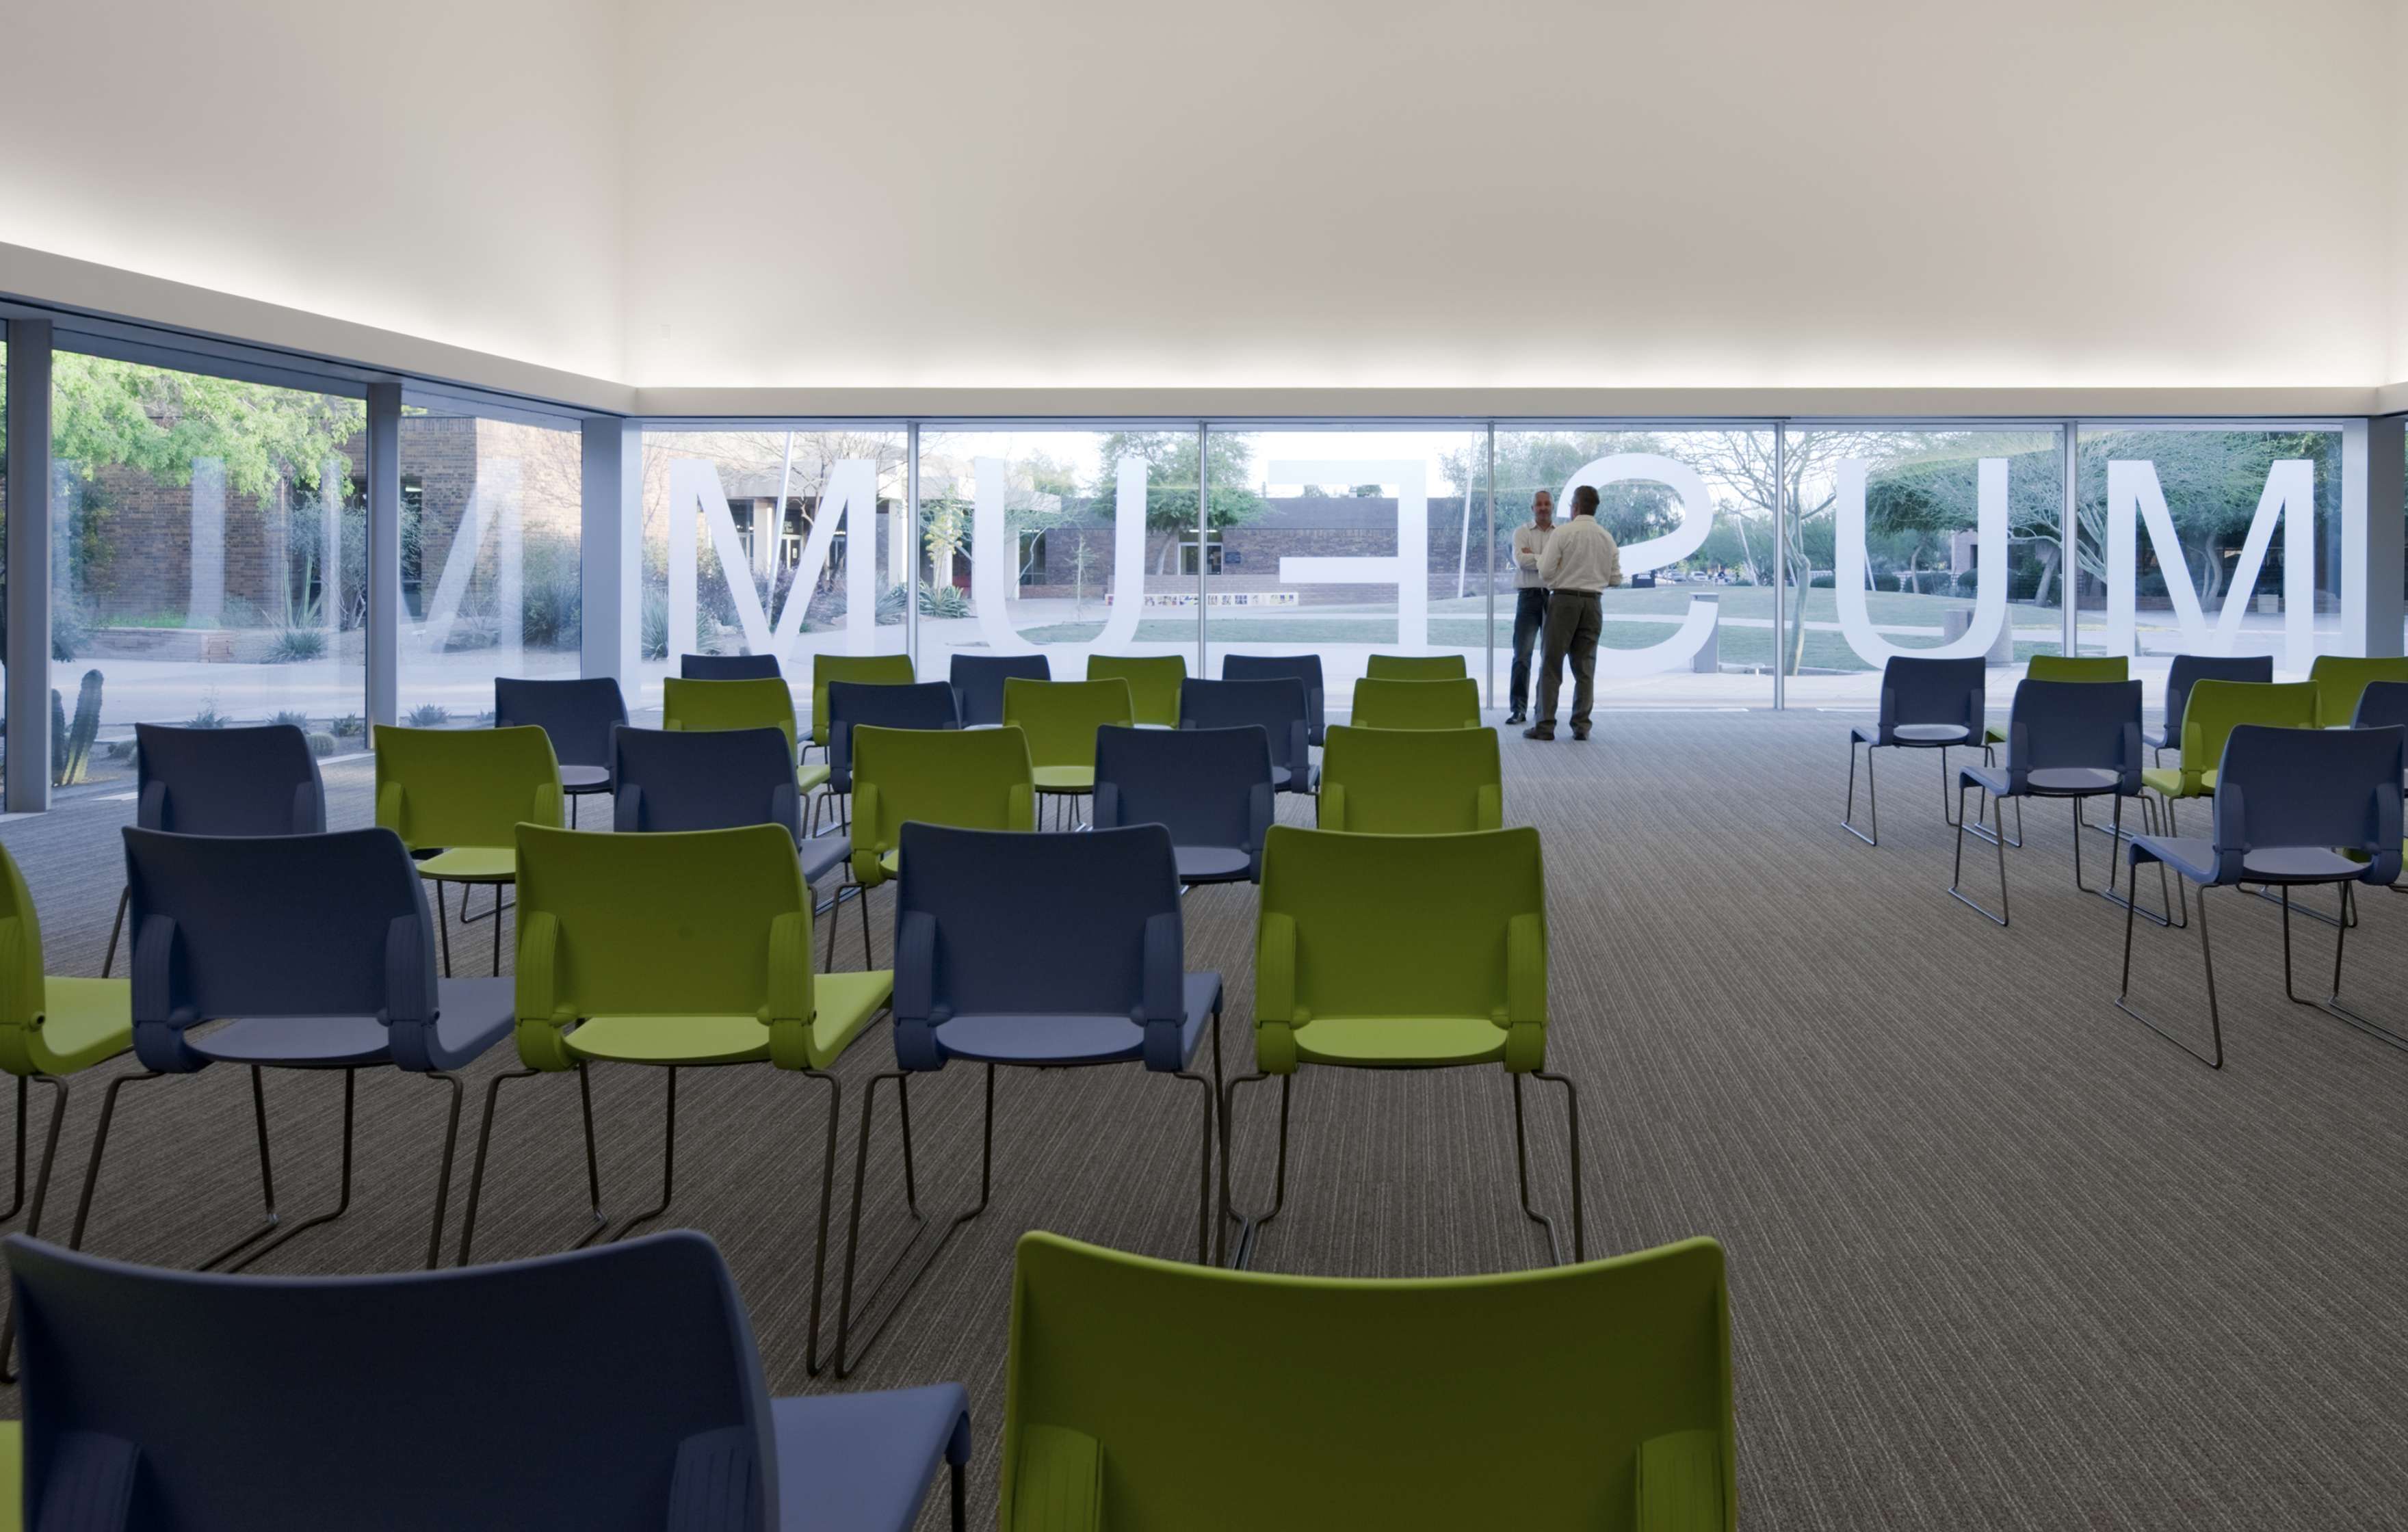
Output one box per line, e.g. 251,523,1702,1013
382,912,443,1072
376,780,406,839
2117,721,2144,793
531,781,564,830
891,909,943,1070
1006,780,1036,831
291,779,325,834
2370,780,2403,884
769,782,801,841
1285,719,1309,778
130,913,205,1073
830,720,854,790
512,911,577,1071
137,780,167,831
1316,782,1344,829
1476,782,1503,831
1246,783,1274,880
850,782,887,884
1091,782,1122,830
764,910,819,1070
1004,1424,1103,1532
1634,1428,1729,1532
2178,717,2208,796
1256,912,1300,1073
1305,685,1325,745
1502,910,1547,1072
0,915,41,1077
1140,910,1186,1072
614,784,644,832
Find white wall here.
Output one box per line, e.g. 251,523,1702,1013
0,0,626,382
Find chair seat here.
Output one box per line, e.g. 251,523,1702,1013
567,970,895,1068
2143,727,2171,750
189,977,515,1071
801,832,852,886
31,977,132,1074
1032,765,1095,793
1965,763,2119,795
1292,1014,1510,1068
1983,726,2006,745
772,1384,969,1532
1852,722,1971,747
2141,766,2215,798
2243,846,2376,883
416,847,517,883
560,764,612,793
800,761,833,793
931,973,1220,1069
1175,845,1253,884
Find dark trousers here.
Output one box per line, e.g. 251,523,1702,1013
1507,587,1550,713
1534,591,1602,733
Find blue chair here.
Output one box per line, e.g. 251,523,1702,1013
2117,724,2405,1068
683,652,783,681
828,680,963,836
950,653,1051,728
614,725,853,890
1094,724,1274,885
101,723,327,977
1222,654,1326,745
5,1229,971,1532
1950,679,2162,927
1842,656,1988,845
496,676,627,827
77,828,527,1273
1179,677,1315,794
2352,679,2408,732
836,822,1222,1376
2149,655,2274,763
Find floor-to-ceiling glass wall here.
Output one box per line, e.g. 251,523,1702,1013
394,401,584,726
1200,425,1484,711
47,350,367,788
1,322,10,778
636,424,908,726
1782,425,2066,711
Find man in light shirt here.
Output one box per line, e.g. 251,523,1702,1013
1524,484,1623,741
1504,490,1554,725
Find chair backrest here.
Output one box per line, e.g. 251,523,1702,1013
1178,678,1309,774
2173,680,2319,796
2024,655,2127,683
681,652,783,681
950,653,1053,727
999,1230,1734,1531
133,723,326,836
374,725,562,851
2212,724,2404,884
517,822,813,1031
663,676,798,758
891,823,1182,1069
613,726,800,841
828,681,961,792
1364,653,1467,681
850,726,1036,882
1221,653,1326,744
1318,723,1502,834
1092,724,1273,860
494,676,628,771
1002,677,1135,769
0,843,63,1079
810,652,917,745
1085,655,1187,726
8,1230,782,1532
2353,679,2408,731
2162,653,2274,739
122,827,444,1072
1874,656,1985,741
2307,655,2408,728
1348,676,1480,730
1997,679,2143,794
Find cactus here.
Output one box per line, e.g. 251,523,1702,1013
54,670,103,787
306,731,337,758
49,690,65,784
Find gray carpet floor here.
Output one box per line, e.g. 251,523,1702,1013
3,709,2405,1529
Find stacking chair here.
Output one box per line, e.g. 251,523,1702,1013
681,651,782,680
2149,655,2273,763
811,652,918,760
74,827,520,1276
7,1230,973,1531
612,726,852,891
837,823,1221,1376
1949,679,2164,927
1365,652,1468,681
2353,679,2408,732
374,724,563,977
996,1230,1734,1531
2307,655,2408,727
1086,654,1186,727
1318,722,1502,833
1981,655,2125,746
1003,676,1135,828
1226,825,1578,1269
101,722,327,976
1223,653,1326,745
952,652,1051,727
828,680,962,836
1093,725,1274,885
495,676,627,828
1348,676,1481,731
1179,676,1314,793
664,672,829,788
2139,678,2318,833
2117,724,2405,1068
837,725,1038,967
460,823,892,1375
1841,655,1986,846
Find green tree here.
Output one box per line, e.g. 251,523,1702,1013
1092,432,1269,574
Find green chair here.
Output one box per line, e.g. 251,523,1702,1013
1364,653,1467,681
458,822,891,1375
662,674,833,799
1349,676,1480,730
2307,655,2408,728
1226,824,1580,1268
1086,655,1186,728
2141,678,2319,819
1983,655,2128,745
1003,677,1134,827
811,652,917,754
997,1230,1734,1531
374,725,562,977
838,724,1038,966
1318,724,1502,833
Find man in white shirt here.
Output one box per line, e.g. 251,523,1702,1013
1504,491,1554,724
1525,484,1623,741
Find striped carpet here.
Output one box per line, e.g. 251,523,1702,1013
3,709,2405,1529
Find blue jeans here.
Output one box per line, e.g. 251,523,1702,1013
1508,587,1549,713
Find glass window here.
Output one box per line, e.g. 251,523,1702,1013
1,323,8,776
395,406,584,726
49,352,367,787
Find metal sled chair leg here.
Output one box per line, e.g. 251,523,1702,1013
835,1066,993,1378
2114,877,2225,1069
2276,884,2408,1053
454,1060,609,1267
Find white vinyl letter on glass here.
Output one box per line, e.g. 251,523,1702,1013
1272,460,1430,651
1557,453,1719,676
1834,458,2008,664
665,457,884,664
2104,459,2315,672
969,455,1149,658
